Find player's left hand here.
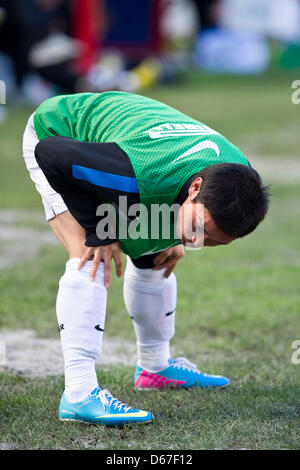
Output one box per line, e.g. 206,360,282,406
78,242,122,286
152,245,185,278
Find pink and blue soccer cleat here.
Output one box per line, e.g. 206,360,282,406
59,387,154,426
134,357,230,390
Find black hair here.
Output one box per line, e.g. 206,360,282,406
193,163,270,238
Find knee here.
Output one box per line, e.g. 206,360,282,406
124,256,176,285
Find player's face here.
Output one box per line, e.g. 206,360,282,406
176,178,235,248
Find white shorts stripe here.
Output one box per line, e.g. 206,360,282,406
22,113,68,220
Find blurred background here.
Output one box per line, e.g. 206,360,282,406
0,0,299,450
1,0,300,105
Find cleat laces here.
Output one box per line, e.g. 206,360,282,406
89,388,131,413
172,357,204,374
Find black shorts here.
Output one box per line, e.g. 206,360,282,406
129,253,157,269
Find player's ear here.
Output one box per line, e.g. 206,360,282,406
188,177,203,200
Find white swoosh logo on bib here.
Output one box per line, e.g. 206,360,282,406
172,140,220,163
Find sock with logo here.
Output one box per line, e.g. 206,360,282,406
123,257,176,372
56,258,107,403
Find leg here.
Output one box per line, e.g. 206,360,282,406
123,256,177,372
49,210,86,258
50,211,107,402
123,257,230,390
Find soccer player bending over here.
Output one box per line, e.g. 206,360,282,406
22,92,270,426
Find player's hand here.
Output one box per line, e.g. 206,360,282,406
152,245,185,278
78,242,122,286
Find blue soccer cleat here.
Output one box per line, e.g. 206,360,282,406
134,357,230,390
59,387,154,426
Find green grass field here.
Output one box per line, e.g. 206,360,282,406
0,70,299,449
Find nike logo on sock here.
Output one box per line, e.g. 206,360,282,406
165,309,176,316
95,325,104,332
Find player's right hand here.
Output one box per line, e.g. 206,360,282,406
78,242,122,287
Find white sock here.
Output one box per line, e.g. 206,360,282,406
123,257,177,372
56,258,107,403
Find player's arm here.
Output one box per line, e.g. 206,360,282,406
153,245,185,278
